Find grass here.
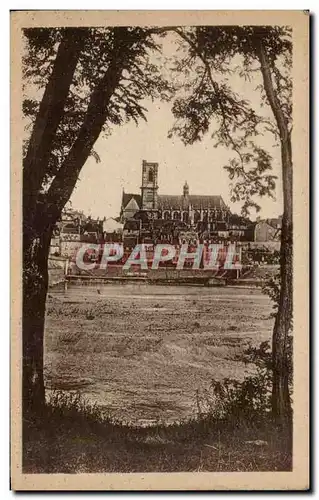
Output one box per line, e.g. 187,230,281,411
32,284,292,473
44,285,274,425
23,391,292,473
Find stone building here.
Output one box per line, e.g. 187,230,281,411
120,160,231,231
254,219,282,242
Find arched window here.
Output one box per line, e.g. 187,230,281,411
164,211,170,220
209,212,215,223
194,211,200,223
173,211,181,220
182,212,189,223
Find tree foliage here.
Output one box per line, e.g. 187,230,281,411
168,26,291,215
22,26,172,413
167,25,293,423
23,27,172,193
22,25,293,423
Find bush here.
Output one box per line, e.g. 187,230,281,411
196,335,293,425
262,269,281,318
261,269,293,387
45,390,116,428
196,370,272,422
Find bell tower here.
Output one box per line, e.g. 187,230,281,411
141,160,159,210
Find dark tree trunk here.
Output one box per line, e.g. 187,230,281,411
23,29,87,217
271,134,293,422
22,27,140,419
257,40,293,423
46,28,138,217
23,222,53,415
22,29,85,418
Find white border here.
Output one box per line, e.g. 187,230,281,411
3,2,317,498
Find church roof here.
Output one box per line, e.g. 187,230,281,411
124,197,140,212
266,217,282,229
121,192,227,211
122,192,142,209
157,194,227,210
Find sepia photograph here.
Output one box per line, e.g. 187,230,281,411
11,10,309,491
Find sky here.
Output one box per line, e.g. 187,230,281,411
70,101,283,221
69,33,283,221
24,30,283,221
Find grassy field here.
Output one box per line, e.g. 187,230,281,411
23,405,291,473
44,283,274,425
22,284,292,474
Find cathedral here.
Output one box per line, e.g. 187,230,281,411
120,160,231,232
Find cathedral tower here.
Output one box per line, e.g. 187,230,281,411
141,160,159,210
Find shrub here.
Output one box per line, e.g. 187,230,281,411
261,269,293,386
196,337,293,424
197,371,272,422
85,312,95,320
262,269,281,318
46,390,115,427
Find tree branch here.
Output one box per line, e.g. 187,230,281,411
256,40,290,142
172,28,249,168
23,28,87,213
45,29,140,224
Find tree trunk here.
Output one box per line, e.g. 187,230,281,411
22,30,85,418
46,28,139,217
23,28,87,217
22,28,141,418
23,222,52,416
271,139,293,422
257,40,293,423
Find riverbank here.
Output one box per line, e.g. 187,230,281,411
24,281,292,474
23,401,292,473
44,284,273,425
49,262,279,289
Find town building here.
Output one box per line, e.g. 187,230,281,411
122,160,231,224
254,218,282,243
49,208,103,257
120,160,254,246
49,160,282,262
